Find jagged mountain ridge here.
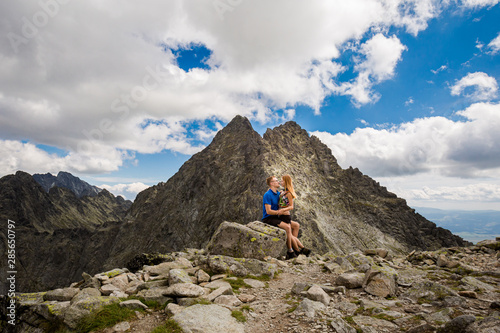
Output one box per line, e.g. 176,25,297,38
33,171,102,198
104,115,468,269
0,171,130,293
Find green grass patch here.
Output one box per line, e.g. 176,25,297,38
151,319,183,333
224,277,252,292
75,303,138,332
372,313,397,321
231,310,247,322
241,305,254,312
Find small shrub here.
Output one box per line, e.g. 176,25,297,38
76,303,136,332
241,305,254,312
231,310,247,322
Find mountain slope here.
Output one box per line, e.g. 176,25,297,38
0,171,129,292
33,171,102,198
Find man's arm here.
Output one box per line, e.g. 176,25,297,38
265,204,282,216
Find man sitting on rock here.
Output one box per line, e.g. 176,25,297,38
261,176,308,260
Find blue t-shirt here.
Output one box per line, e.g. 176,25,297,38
262,189,280,220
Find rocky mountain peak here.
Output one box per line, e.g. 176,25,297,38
33,171,102,198
107,115,468,270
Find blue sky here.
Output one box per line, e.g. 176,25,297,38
1,0,499,211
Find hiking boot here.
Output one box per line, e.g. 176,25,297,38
300,248,311,257
286,250,297,260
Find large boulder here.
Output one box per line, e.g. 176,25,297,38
206,221,287,260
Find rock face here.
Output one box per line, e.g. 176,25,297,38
33,171,103,198
106,115,468,269
0,171,130,293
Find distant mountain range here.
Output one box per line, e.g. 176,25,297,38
415,207,500,244
33,171,102,198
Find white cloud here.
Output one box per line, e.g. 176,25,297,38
460,0,500,8
450,72,498,101
334,34,407,106
431,65,447,74
405,97,414,106
311,102,500,178
100,182,150,200
0,140,129,175
487,33,500,54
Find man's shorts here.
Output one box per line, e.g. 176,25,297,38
262,215,291,227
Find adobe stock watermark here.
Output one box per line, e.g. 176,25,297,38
75,64,172,155
213,0,244,20
6,0,72,54
6,219,17,326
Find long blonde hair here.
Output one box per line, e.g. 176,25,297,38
282,175,297,199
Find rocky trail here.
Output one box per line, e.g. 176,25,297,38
15,236,496,333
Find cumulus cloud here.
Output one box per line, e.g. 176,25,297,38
487,33,500,54
450,72,498,101
100,182,150,200
311,102,500,178
461,0,500,8
334,34,407,106
0,140,130,175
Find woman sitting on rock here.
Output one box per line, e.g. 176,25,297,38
278,175,310,258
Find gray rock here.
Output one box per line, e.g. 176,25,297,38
204,280,232,290
336,273,364,289
34,301,70,320
438,315,476,333
294,298,326,318
144,260,191,278
43,288,80,302
291,282,311,294
112,321,131,332
119,299,148,310
100,284,120,296
333,301,358,316
324,262,343,274
352,315,398,331
206,221,287,260
214,295,243,307
465,316,500,333
330,317,357,333
206,285,234,302
196,269,211,283
162,283,205,298
172,304,245,333
169,269,192,285
461,276,496,291
238,294,256,303
424,307,454,324
165,303,184,316
63,296,119,328
306,285,331,306
137,288,174,305
243,278,266,289
207,255,277,279
402,281,459,303
71,287,101,304
362,266,397,298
